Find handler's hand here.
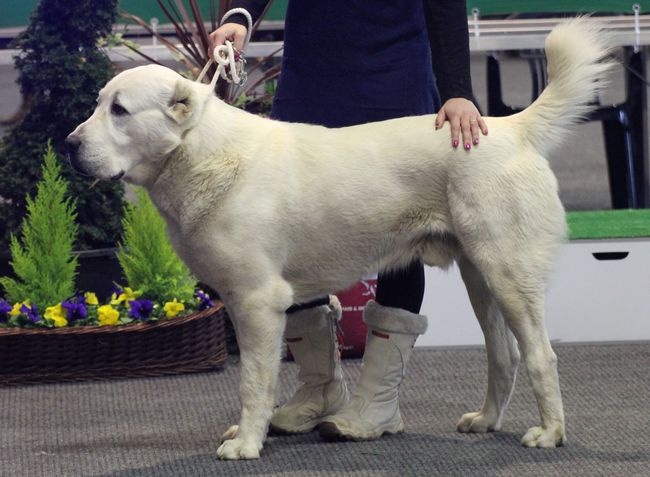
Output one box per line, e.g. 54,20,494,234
208,23,247,58
435,98,488,150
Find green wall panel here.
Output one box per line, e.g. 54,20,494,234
468,1,650,15
0,1,36,28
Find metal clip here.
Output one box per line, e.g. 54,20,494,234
633,3,641,53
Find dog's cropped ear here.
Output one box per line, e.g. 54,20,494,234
166,78,197,124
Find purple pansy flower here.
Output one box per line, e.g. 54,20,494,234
20,303,40,323
195,290,214,311
129,299,154,320
62,296,87,322
0,299,11,323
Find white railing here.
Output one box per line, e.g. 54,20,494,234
1,15,649,66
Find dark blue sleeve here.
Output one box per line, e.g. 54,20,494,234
226,0,270,27
424,0,474,103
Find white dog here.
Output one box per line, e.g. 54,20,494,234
68,20,611,459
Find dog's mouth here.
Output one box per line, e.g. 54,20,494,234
67,152,93,177
67,155,123,182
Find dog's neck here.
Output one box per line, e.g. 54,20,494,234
185,96,267,157
147,140,242,234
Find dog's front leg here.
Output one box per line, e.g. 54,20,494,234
217,286,289,460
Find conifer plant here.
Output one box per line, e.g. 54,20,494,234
117,188,196,305
0,0,123,251
0,143,78,313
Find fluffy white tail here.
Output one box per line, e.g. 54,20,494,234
516,18,615,155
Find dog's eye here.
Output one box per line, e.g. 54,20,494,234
111,102,129,116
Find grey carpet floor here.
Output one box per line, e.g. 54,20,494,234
1,343,649,477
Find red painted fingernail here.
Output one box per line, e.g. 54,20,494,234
473,138,479,145
464,143,471,150
452,140,459,148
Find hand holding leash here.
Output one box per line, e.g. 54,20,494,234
198,8,253,90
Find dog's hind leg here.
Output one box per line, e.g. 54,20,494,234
456,255,520,433
476,260,565,448
216,279,292,460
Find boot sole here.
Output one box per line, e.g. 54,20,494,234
269,413,332,435
318,421,405,442
268,422,317,435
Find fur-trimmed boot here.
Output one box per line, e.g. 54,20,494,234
270,296,349,434
319,300,427,440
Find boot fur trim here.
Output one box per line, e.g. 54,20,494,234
285,295,342,336
363,300,428,335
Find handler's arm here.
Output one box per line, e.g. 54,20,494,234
423,0,473,103
226,0,270,28
424,0,487,148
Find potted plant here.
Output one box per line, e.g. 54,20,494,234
0,146,226,385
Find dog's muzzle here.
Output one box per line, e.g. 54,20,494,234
65,134,91,177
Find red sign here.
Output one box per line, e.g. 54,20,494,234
335,278,377,359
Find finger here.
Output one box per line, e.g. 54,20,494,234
209,31,226,58
233,28,247,51
435,109,446,130
478,116,489,135
470,118,480,146
461,117,472,150
450,117,461,148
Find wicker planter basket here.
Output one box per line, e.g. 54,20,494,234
0,302,227,386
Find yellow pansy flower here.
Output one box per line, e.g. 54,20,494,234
9,301,30,317
84,292,99,305
45,303,68,327
110,293,126,305
110,287,141,309
124,287,142,301
98,305,120,326
9,303,22,317
163,299,185,318
50,314,68,327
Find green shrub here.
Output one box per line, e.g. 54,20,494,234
0,0,123,252
117,188,196,305
0,143,78,312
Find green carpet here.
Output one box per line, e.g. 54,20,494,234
567,209,650,240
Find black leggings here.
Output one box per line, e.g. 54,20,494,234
286,260,425,315
375,260,425,315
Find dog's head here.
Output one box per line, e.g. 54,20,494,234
66,64,206,185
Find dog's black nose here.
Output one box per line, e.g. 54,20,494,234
65,134,81,153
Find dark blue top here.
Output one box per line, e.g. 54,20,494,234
230,1,474,128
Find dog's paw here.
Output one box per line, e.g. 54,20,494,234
456,411,498,433
521,425,565,448
220,424,239,443
217,437,262,460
